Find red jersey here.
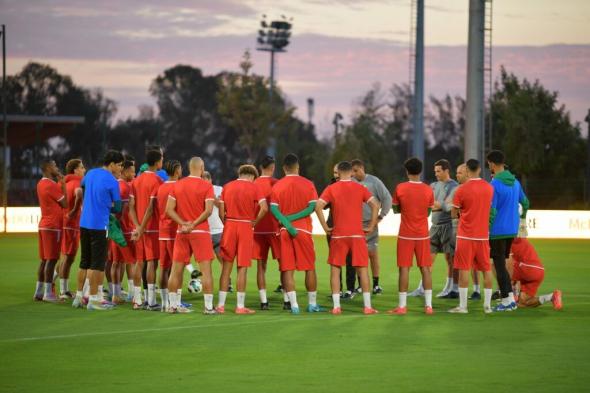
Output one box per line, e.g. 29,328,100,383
169,176,214,232
130,171,163,232
319,180,373,236
270,174,318,232
37,178,65,230
117,179,134,234
62,174,82,229
254,176,279,233
511,238,543,271
452,178,494,240
392,181,434,239
221,179,265,221
157,180,178,239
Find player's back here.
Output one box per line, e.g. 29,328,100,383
394,181,433,238
131,171,162,231
322,180,371,236
454,178,493,240
222,179,262,221
254,176,278,233
37,178,63,229
271,175,318,231
511,238,542,267
171,176,214,231
116,179,134,234
63,174,82,228
157,180,178,238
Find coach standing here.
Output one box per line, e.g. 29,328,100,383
74,150,123,311
351,159,392,294
486,150,530,312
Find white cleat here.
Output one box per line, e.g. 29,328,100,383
448,306,468,314
483,306,492,314
408,287,425,297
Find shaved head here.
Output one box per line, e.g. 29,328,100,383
456,163,467,184
188,157,204,176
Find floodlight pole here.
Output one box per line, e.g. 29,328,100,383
412,0,424,162
1,24,7,233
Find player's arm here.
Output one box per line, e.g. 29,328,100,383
56,174,68,208
314,199,332,235
134,197,155,238
519,185,530,219
489,190,498,228
111,200,122,214
285,200,316,221
67,187,83,219
165,196,189,231
253,200,268,227
270,203,297,236
451,206,460,219
364,197,379,233
218,200,225,223
128,195,141,235
189,199,214,229
375,180,392,220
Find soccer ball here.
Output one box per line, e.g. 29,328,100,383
187,278,202,294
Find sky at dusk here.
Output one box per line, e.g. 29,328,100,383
2,0,590,137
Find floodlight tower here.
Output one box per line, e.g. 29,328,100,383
409,0,424,162
1,24,6,233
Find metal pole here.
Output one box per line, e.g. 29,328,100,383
585,109,590,204
2,25,7,233
465,0,485,163
412,0,424,162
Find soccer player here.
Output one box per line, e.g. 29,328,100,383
72,150,123,311
217,165,268,314
129,149,164,310
388,157,435,315
253,156,281,310
157,160,182,311
165,157,216,314
270,153,321,314
486,150,530,312
316,161,380,315
57,159,85,299
507,224,562,310
109,160,136,304
449,159,495,314
35,160,67,302
351,159,392,294
200,171,223,283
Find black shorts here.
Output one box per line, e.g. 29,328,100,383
80,227,108,271
489,237,514,260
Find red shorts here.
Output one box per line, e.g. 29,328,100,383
453,238,491,271
514,266,545,297
111,235,135,264
173,232,215,264
61,227,80,256
252,233,281,261
328,236,368,267
220,220,255,268
38,229,61,260
134,231,159,261
159,239,175,269
397,237,431,267
279,229,315,272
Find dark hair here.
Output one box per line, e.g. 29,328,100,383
145,145,162,153
122,160,135,171
202,171,212,181
124,154,135,163
103,150,124,166
146,150,163,166
466,159,480,172
337,161,353,172
486,150,505,165
351,159,364,168
65,159,82,174
259,155,275,169
404,157,423,175
434,159,451,171
283,153,299,169
41,159,55,172
238,164,259,178
164,160,181,176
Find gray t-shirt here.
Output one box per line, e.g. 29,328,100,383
356,174,392,224
431,179,458,226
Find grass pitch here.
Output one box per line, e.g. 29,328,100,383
0,234,588,393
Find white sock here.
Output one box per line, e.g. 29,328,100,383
35,281,44,296
83,278,90,297
415,279,423,291
282,290,289,302
134,286,143,304
177,289,182,304
143,289,148,303
473,284,480,293
237,292,246,308
424,289,432,307
44,282,52,297
127,279,134,293
308,291,317,306
53,270,59,282
484,288,492,309
398,292,407,308
160,288,169,308
459,287,468,309
539,294,552,304
168,292,178,308
108,282,114,296
443,277,451,292
59,279,67,294
332,294,341,309
259,289,267,303
115,283,122,297
147,284,156,306
452,282,459,292
98,285,104,301
76,290,83,298
287,291,299,308
362,292,371,309
502,293,513,306
90,294,100,302
204,294,214,310
185,264,195,274
218,291,228,307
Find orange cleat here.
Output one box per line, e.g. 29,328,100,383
235,307,256,314
552,290,562,310
331,307,342,315
424,306,434,315
386,306,407,315
363,307,378,315
216,305,225,314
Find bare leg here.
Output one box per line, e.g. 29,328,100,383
398,267,410,292
236,266,248,293
219,261,233,292
257,259,267,290
305,270,317,292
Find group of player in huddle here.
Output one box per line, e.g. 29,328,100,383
34,146,562,315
